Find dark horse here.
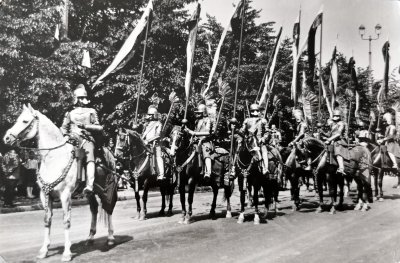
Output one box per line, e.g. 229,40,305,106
115,128,175,220
168,126,233,224
234,135,282,224
284,137,325,211
314,141,373,214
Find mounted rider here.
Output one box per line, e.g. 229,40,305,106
60,84,103,194
289,109,312,170
184,103,214,179
324,109,348,175
270,124,282,149
375,111,400,170
141,105,165,180
238,103,270,175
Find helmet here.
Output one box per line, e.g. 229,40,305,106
73,84,89,105
357,121,366,128
332,109,342,121
293,109,304,121
194,104,207,117
383,112,393,124
316,122,323,128
249,104,260,116
146,106,158,120
357,130,371,143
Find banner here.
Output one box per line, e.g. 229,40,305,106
306,8,323,86
93,0,153,86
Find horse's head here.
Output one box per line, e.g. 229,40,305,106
169,125,184,157
115,128,149,159
114,128,131,158
4,104,39,146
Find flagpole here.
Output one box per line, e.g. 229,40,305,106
294,6,301,108
318,13,323,123
183,4,200,125
228,0,246,180
135,16,151,124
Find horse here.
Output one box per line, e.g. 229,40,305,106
234,135,282,224
168,125,232,224
3,104,117,261
314,141,373,214
114,128,175,220
284,137,325,211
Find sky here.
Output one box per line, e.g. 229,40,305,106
187,0,400,80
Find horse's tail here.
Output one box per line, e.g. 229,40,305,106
98,208,109,228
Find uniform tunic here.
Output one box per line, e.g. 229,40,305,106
61,107,100,163
239,117,269,161
141,120,163,160
327,120,348,158
384,124,400,158
194,117,214,159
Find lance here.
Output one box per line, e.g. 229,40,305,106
162,92,179,133
134,15,151,124
318,16,323,123
347,101,351,145
228,0,246,182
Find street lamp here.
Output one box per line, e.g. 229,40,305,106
358,24,382,97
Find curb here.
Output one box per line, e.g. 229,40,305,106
0,191,159,214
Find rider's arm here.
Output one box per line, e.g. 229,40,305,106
84,110,103,132
381,125,396,143
293,123,306,143
60,112,71,136
326,122,345,142
192,119,212,137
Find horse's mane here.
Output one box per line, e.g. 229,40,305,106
303,137,325,156
36,110,65,142
125,129,148,150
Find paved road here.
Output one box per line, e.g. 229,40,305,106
1,177,400,263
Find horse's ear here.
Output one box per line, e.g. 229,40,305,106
27,103,34,112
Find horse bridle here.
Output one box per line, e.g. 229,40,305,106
8,113,39,145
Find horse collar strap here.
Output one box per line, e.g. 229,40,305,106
133,155,149,178
38,150,75,195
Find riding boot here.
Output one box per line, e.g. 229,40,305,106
204,158,212,178
336,156,345,175
261,146,269,175
84,162,95,194
156,154,165,181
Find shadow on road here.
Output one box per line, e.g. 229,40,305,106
46,235,133,261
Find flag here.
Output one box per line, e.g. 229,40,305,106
184,3,201,98
330,46,338,95
291,12,301,104
54,24,60,40
307,8,323,86
348,57,360,119
93,0,153,87
259,27,282,106
82,49,91,68
202,0,244,98
382,40,390,96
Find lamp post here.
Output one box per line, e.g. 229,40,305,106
358,24,382,97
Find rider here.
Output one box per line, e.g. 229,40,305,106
141,105,165,180
238,103,270,175
376,112,400,170
61,84,103,194
324,109,348,175
289,109,312,170
184,104,214,179
270,124,282,149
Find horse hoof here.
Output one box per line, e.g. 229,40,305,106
134,213,140,220
329,207,336,215
107,238,115,246
178,214,186,224
237,213,245,224
354,203,362,211
209,210,216,219
254,214,260,225
184,215,191,225
159,210,166,216
37,250,48,259
139,213,146,221
226,211,232,219
378,197,384,202
167,210,173,217
361,204,370,212
61,253,72,262
85,238,94,246
315,206,323,214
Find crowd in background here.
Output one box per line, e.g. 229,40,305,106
0,148,40,207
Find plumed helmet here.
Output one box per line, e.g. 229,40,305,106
383,112,393,124
147,106,158,115
332,109,342,121
73,84,89,105
194,104,207,116
293,109,304,120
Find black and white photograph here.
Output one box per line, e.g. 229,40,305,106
1,0,400,262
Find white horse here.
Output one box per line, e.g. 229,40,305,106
3,104,115,261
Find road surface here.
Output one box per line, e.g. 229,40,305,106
1,177,400,263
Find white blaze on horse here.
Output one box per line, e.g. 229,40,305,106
3,104,116,262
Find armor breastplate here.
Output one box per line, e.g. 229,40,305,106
245,117,266,139
296,122,309,136
69,107,95,136
385,125,397,142
195,118,210,133
330,121,345,139
142,121,161,141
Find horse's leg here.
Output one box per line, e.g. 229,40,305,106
225,184,232,219
209,183,218,219
292,171,300,211
237,176,245,224
326,167,336,214
178,177,186,224
247,183,253,208
107,212,115,246
37,191,53,259
86,194,98,245
253,184,260,225
59,189,73,262
378,169,384,201
354,175,364,210
134,190,141,219
335,171,345,213
167,183,174,216
140,182,149,221
159,181,166,216
315,171,324,213
184,176,195,224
